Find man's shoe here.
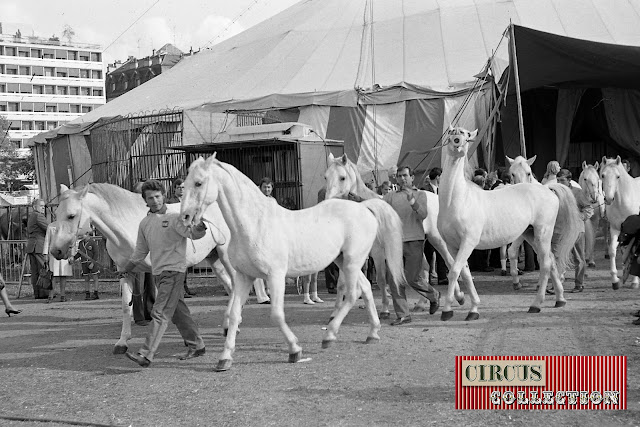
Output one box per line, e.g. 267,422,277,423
259,300,271,304
327,288,337,294
179,347,206,360
91,291,99,300
184,293,192,299
633,317,640,326
391,316,412,326
85,292,91,300
428,290,441,315
125,352,151,367
570,286,584,293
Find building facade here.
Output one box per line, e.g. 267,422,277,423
0,30,105,149
106,44,187,102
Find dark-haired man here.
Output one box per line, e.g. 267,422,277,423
123,179,207,367
26,198,50,299
383,166,440,325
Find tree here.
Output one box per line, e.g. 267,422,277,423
62,25,75,44
0,115,35,191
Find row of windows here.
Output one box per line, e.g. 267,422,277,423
7,120,69,131
0,102,98,113
0,46,101,62
0,83,103,96
0,64,102,79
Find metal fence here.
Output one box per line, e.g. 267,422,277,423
89,110,186,194
0,205,33,240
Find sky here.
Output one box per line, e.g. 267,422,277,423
0,0,300,64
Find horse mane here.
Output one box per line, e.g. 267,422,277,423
209,158,263,197
86,183,146,217
345,158,381,199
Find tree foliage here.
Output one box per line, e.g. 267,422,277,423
0,115,35,191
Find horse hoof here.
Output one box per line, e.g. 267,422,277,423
465,312,480,321
321,340,334,349
378,312,390,320
554,301,566,308
365,336,380,344
456,296,465,306
213,359,232,372
113,345,128,355
513,283,522,291
612,282,620,291
441,311,454,321
288,351,302,363
528,306,541,313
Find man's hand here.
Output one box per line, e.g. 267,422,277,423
406,190,416,206
348,192,363,202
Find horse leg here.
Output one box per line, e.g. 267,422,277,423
609,227,621,289
323,262,361,347
527,233,554,312
549,258,567,307
370,243,389,317
442,242,478,321
430,234,465,308
211,258,234,334
355,270,381,343
585,217,596,267
266,271,303,363
215,272,252,371
509,235,526,290
114,276,134,354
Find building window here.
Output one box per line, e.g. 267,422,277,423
8,103,19,112
0,84,4,93
5,67,17,75
47,121,57,130
21,121,33,130
70,104,80,113
91,70,102,79
69,86,79,96
68,68,80,78
19,66,30,75
19,84,32,94
82,106,92,113
35,121,45,131
56,70,68,78
6,83,19,93
46,104,57,113
9,121,20,130
31,48,42,58
5,47,16,56
57,86,68,95
33,85,43,94
32,66,44,76
18,50,29,57
81,87,91,96
79,52,90,61
93,88,103,96
55,50,67,60
43,52,54,59
45,85,55,94
44,67,54,77
58,103,70,113
10,140,22,149
21,102,33,112
33,102,45,112
80,69,89,78
91,52,101,62
0,103,6,111
68,51,78,60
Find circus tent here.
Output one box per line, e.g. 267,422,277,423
30,0,640,202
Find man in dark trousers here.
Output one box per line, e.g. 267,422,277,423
421,167,450,285
166,178,196,299
123,180,208,367
26,198,50,299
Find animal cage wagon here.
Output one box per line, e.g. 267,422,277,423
174,123,344,210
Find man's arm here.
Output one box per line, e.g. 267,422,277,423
409,190,429,221
122,225,149,272
173,216,207,240
36,212,50,231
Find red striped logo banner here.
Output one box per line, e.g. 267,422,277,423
455,356,627,410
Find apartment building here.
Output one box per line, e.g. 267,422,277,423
0,29,106,149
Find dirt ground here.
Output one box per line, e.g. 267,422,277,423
0,238,639,427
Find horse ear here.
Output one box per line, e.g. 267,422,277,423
60,184,69,193
328,152,335,162
340,154,348,165
212,152,217,159
602,156,607,166
78,185,90,199
468,129,478,140
594,161,599,171
582,161,587,170
527,155,537,166
506,156,515,165
616,155,622,165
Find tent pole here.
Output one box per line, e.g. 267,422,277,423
510,23,527,158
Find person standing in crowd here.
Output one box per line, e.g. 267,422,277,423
377,181,392,195
26,198,50,299
166,178,196,299
74,228,101,300
422,167,450,285
43,224,73,302
383,166,440,325
541,160,561,185
1,272,22,317
557,169,591,293
123,180,207,367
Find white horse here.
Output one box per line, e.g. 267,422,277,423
323,153,465,315
599,156,640,289
439,127,583,320
508,156,604,269
48,183,236,354
180,154,406,371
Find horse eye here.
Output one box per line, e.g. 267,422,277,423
340,177,346,181
68,214,75,220
195,182,202,187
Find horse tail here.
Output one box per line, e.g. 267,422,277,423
361,199,407,293
548,183,583,273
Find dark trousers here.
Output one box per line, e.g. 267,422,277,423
324,262,339,291
28,253,46,298
424,239,448,280
523,241,538,271
133,272,156,324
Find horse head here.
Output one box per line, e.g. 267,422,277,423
579,161,602,204
600,156,625,205
50,184,91,259
182,155,219,226
445,126,477,157
507,155,537,184
324,153,357,199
